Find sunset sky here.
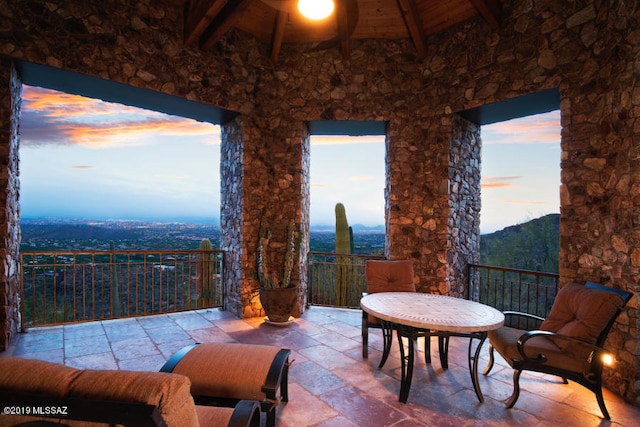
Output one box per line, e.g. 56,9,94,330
19,85,560,233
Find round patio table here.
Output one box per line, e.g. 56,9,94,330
360,292,504,403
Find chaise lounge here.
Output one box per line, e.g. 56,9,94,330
161,343,291,427
0,356,261,426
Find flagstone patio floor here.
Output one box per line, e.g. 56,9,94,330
3,306,640,426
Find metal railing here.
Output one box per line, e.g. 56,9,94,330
20,249,560,330
468,263,559,329
307,252,385,308
20,250,224,328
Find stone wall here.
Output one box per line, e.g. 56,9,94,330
0,59,21,351
0,0,638,401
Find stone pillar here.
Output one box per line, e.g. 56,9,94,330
0,60,22,351
447,115,481,298
386,113,480,296
556,1,640,402
220,115,309,318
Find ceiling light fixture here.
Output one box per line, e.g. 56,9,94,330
298,0,335,20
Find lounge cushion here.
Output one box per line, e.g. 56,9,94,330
170,343,282,401
539,282,625,349
487,326,586,372
0,357,81,397
69,369,199,427
0,358,199,427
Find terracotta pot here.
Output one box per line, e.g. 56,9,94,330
259,285,298,323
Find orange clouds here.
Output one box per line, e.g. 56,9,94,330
20,86,219,149
482,112,560,145
481,175,522,189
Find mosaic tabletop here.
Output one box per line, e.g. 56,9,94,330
361,292,505,333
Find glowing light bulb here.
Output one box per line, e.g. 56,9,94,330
298,0,335,20
602,353,614,366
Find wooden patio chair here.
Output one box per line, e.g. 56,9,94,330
362,260,444,368
483,281,632,420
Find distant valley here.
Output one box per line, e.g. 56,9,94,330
20,214,560,273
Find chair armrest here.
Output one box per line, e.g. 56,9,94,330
503,311,545,329
517,330,607,379
228,400,261,427
503,311,545,322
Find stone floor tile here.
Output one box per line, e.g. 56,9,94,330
118,354,166,372
64,321,105,339
289,360,347,395
319,385,409,427
168,311,213,330
14,330,63,353
136,314,176,329
145,324,190,344
65,352,118,370
187,327,233,344
11,349,64,364
299,344,360,370
279,383,339,427
311,331,360,352
157,339,197,359
64,335,111,358
321,320,362,338
103,320,148,341
110,337,159,361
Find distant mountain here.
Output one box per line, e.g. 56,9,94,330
480,214,559,273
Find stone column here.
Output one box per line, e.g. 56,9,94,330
386,113,480,296
0,60,22,351
447,115,481,298
220,115,309,318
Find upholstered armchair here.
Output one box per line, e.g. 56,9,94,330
483,281,632,420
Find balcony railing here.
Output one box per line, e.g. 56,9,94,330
19,248,559,330
307,252,385,308
468,263,559,329
20,250,224,328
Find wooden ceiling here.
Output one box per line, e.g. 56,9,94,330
173,0,501,62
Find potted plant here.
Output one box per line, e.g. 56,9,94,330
257,215,299,324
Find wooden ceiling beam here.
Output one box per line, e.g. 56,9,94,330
270,5,289,63
201,0,254,50
184,0,229,46
336,0,351,60
467,0,501,30
396,0,427,58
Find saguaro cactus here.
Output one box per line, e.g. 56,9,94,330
199,238,215,306
335,203,352,306
335,202,351,255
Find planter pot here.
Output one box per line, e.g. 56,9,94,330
259,285,298,324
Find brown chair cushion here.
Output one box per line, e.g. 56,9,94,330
170,342,282,401
68,369,199,427
195,405,235,427
488,326,587,372
0,357,81,397
539,282,625,350
365,260,415,294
